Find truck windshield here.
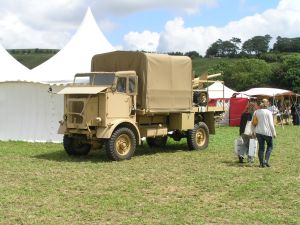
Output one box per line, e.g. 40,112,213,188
74,76,90,84
74,73,115,86
93,74,115,86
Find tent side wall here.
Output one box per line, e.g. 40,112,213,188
0,82,64,142
229,97,249,126
91,51,192,113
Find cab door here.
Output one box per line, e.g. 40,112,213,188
106,75,137,120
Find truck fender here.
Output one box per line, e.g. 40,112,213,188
96,119,141,144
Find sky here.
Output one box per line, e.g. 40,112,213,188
0,0,299,55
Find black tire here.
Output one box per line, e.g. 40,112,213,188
63,135,91,156
146,136,168,148
187,122,209,150
106,127,136,161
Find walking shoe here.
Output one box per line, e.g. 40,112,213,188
238,156,244,163
259,164,266,168
265,163,271,167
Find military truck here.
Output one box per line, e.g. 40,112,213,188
58,51,216,160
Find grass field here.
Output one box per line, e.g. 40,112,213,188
0,126,299,225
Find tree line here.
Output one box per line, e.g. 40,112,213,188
6,37,300,94
207,54,300,93
205,35,300,58
166,36,300,94
8,49,59,54
203,35,300,93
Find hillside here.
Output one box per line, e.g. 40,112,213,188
7,50,300,93
9,50,222,74
8,49,58,69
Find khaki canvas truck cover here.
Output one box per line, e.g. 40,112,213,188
91,51,192,113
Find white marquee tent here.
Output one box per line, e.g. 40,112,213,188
0,8,115,142
206,81,239,126
0,44,30,82
0,82,64,142
30,8,115,83
238,87,297,97
206,81,235,99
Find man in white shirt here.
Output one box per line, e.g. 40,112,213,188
253,99,277,168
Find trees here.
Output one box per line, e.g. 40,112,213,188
206,39,223,57
168,52,184,56
203,35,300,93
273,36,300,53
184,51,201,59
206,53,300,93
205,38,241,58
209,59,272,91
242,35,272,56
207,35,300,57
274,54,300,93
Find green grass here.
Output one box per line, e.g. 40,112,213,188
0,126,299,225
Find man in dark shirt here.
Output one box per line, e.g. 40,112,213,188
238,102,256,163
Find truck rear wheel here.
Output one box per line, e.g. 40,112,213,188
146,136,168,148
187,122,209,150
106,127,136,161
63,135,91,156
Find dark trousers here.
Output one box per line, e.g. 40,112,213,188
256,133,273,165
292,114,299,125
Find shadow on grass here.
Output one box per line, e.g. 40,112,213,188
33,142,190,163
221,160,258,168
135,142,189,157
34,150,110,163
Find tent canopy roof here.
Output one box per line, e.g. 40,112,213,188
0,44,29,82
238,88,297,97
0,8,114,83
206,81,235,99
29,8,115,83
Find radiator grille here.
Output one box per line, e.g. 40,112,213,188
67,100,85,125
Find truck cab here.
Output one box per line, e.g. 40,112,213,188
58,71,140,160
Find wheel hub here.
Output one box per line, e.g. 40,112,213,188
196,129,205,146
115,134,131,155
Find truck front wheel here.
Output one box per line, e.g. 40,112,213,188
63,135,91,156
106,127,136,161
187,122,209,150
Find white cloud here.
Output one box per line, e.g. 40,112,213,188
1,0,299,52
0,12,71,48
0,0,215,48
123,31,160,52
93,0,217,16
0,0,86,48
123,0,300,55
